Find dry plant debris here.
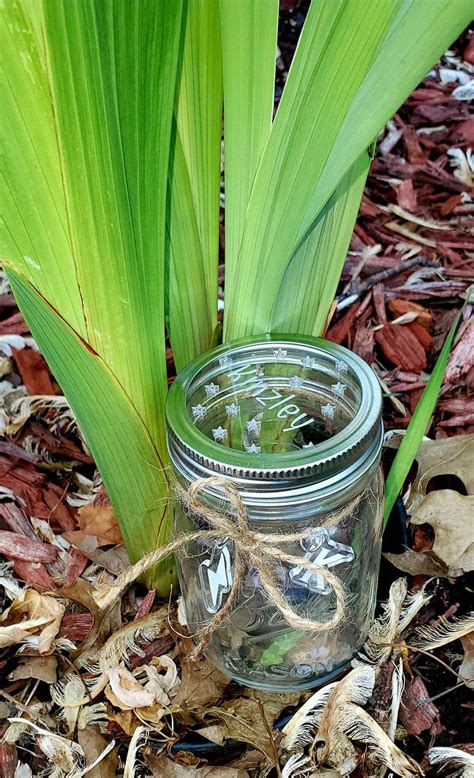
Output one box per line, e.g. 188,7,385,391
1,16,473,778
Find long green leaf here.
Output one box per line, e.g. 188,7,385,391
1,0,185,590
6,267,175,595
1,0,184,456
42,0,183,452
224,0,471,340
383,312,462,526
219,0,278,298
295,1,471,248
269,153,369,335
166,129,213,372
173,0,222,335
1,0,84,333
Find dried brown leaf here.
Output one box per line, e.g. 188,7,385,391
9,655,57,684
64,504,123,548
384,548,449,577
213,690,300,761
1,589,64,653
145,755,249,777
410,490,474,574
108,707,139,736
173,648,230,712
406,434,474,510
77,726,119,778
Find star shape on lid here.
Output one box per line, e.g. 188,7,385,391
225,403,240,417
212,426,227,442
289,375,304,389
191,404,207,420
218,354,233,368
303,441,315,448
331,382,346,397
336,359,348,374
321,402,335,420
302,355,317,369
245,443,261,454
246,418,261,435
273,348,288,360
205,382,220,397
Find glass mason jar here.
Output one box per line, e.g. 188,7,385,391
166,334,383,691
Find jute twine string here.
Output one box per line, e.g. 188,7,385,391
93,476,362,660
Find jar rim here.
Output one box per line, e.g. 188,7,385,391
166,334,382,484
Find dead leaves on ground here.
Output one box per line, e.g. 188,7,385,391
63,504,123,549
280,579,472,778
385,435,474,578
1,568,472,777
0,381,472,777
1,587,64,653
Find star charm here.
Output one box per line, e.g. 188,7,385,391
336,359,348,375
212,426,227,442
289,527,354,594
191,404,207,420
331,382,346,397
321,403,335,420
205,383,220,398
199,543,233,613
289,375,304,389
246,418,261,435
245,443,261,454
273,348,288,360
302,355,317,369
219,354,233,368
226,403,240,417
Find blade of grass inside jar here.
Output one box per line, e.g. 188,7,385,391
261,631,301,666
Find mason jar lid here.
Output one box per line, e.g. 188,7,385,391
166,334,382,506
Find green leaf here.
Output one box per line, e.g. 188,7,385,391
6,267,175,595
224,0,471,340
1,0,184,456
173,0,222,335
1,0,184,589
166,129,214,372
43,0,183,451
1,0,84,333
269,153,369,336
383,312,462,526
219,0,278,298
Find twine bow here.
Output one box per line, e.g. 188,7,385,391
93,476,360,659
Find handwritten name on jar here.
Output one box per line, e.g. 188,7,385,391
223,361,344,433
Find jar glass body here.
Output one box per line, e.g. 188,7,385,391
166,334,384,691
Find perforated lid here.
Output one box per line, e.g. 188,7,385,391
166,334,382,489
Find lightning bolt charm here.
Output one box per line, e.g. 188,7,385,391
199,543,233,614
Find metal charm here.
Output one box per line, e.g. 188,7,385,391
199,542,233,614
289,527,354,594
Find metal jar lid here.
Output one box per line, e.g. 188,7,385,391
166,334,383,515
